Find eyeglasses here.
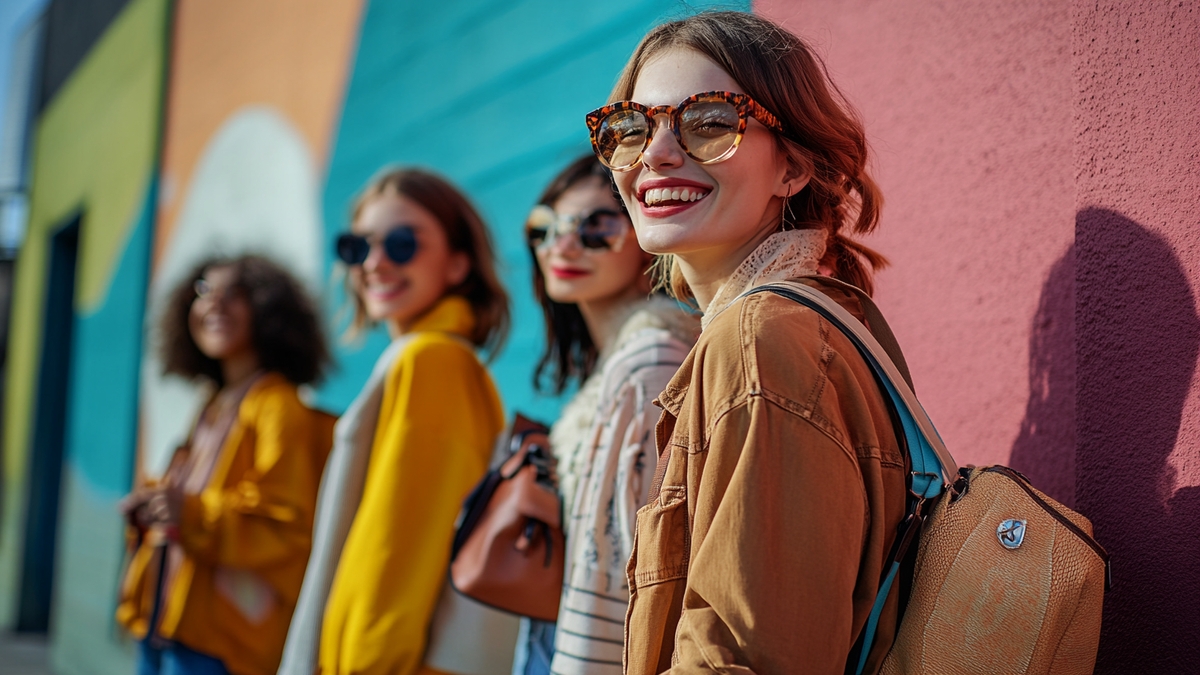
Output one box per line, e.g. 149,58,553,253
193,279,247,304
585,90,785,172
335,226,418,266
525,205,629,252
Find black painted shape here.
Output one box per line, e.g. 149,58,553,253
37,0,133,111
16,214,80,632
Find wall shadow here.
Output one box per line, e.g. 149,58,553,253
1074,207,1200,672
1009,245,1077,507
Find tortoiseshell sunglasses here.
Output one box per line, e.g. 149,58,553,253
585,91,785,171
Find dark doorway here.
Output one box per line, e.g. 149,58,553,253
16,213,81,632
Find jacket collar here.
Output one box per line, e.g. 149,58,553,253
404,294,477,341
701,228,827,330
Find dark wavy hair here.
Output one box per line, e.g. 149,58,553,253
530,154,633,394
160,255,330,387
611,11,887,296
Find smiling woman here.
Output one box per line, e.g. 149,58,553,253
591,12,907,675
512,155,697,675
116,255,333,675
281,168,518,675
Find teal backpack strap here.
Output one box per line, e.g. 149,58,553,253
746,280,958,674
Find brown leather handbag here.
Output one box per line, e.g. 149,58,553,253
449,415,565,622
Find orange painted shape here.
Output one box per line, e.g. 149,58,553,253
154,0,365,265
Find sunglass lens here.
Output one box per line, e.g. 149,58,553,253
336,233,370,265
679,100,741,162
579,210,625,250
597,109,650,169
526,205,557,250
383,227,417,264
526,226,549,248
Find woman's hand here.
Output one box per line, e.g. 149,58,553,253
143,485,185,528
117,488,155,527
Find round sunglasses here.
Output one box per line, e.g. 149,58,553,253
585,90,785,172
335,226,418,266
525,205,629,252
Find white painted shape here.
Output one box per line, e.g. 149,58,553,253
139,106,324,477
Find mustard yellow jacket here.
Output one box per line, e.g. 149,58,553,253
117,374,334,675
318,296,505,675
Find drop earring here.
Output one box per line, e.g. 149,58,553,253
780,186,798,230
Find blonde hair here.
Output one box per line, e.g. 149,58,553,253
611,11,887,297
344,167,510,355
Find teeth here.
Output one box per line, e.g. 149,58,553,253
644,187,710,205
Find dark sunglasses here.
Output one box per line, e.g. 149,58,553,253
525,205,629,252
335,226,418,266
585,90,785,171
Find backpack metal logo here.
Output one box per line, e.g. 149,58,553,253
997,519,1027,550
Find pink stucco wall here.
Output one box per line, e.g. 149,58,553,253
756,0,1199,669
1073,1,1200,669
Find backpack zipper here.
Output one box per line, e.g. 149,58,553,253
981,465,1112,589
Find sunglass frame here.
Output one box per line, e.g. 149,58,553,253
585,90,785,171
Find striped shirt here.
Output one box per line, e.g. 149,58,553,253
549,299,696,675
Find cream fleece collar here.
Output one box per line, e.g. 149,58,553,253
701,228,827,329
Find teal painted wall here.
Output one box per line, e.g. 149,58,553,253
48,179,155,675
314,0,748,420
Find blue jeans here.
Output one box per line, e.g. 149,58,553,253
511,618,557,675
137,640,230,675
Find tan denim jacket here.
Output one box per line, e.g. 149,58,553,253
624,278,907,675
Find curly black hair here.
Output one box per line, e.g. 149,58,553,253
159,254,330,387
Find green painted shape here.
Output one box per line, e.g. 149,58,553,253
315,0,747,421
0,0,167,631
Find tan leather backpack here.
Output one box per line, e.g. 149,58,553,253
757,280,1110,675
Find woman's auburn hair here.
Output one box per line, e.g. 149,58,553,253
344,167,510,356
160,254,330,387
528,154,627,395
611,10,887,297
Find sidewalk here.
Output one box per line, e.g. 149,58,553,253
0,632,53,675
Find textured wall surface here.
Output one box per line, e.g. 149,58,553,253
315,0,745,421
755,0,1076,483
757,0,1200,668
1073,1,1200,670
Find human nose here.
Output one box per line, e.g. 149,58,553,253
362,239,388,272
640,114,685,171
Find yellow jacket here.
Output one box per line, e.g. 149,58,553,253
117,374,334,675
318,296,504,675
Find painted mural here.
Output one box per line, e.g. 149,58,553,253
0,1,166,673
2,0,1196,673
0,3,743,674
139,0,365,480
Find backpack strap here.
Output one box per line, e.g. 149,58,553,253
745,280,960,674
793,276,915,391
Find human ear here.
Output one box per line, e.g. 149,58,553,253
445,250,471,287
775,145,813,198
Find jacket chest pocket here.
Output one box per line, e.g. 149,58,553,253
627,484,690,590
